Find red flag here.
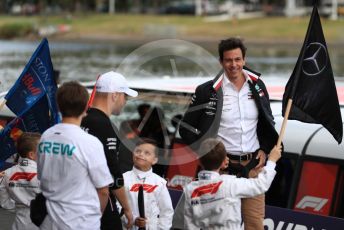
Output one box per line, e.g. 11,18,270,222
87,75,100,108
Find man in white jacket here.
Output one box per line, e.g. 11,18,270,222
0,132,41,230
183,138,281,230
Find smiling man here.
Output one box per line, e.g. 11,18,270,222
180,37,280,230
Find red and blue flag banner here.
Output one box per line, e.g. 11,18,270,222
282,5,343,144
0,38,59,163
0,117,27,162
5,38,59,124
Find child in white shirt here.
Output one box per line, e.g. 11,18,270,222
183,138,282,230
121,138,174,230
0,132,41,230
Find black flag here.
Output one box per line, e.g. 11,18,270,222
138,185,146,230
282,5,343,144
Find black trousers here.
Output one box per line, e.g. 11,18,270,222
101,194,122,230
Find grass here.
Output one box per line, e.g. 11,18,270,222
0,13,343,43
0,21,34,38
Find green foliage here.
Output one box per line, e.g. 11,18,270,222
0,22,34,39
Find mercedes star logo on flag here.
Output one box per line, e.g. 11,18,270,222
302,42,328,76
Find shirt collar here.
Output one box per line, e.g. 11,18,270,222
198,170,220,180
18,157,37,168
222,71,250,89
132,166,152,180
242,70,253,83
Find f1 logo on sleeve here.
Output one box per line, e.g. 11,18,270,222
191,181,223,198
295,195,328,211
9,172,37,181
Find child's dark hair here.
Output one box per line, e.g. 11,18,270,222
136,138,158,156
199,138,226,170
16,132,41,158
218,37,247,61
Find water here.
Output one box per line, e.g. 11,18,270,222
1,39,344,92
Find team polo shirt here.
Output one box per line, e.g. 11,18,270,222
81,108,124,189
37,123,113,230
217,72,260,155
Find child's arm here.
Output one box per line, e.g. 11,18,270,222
157,182,174,229
229,145,282,198
267,145,282,163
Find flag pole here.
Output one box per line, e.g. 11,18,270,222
87,75,100,109
277,98,293,148
0,99,6,111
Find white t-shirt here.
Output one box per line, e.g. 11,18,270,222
37,123,113,230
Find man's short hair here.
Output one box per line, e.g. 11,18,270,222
16,132,41,158
218,37,247,61
57,81,89,117
135,137,158,157
199,138,226,170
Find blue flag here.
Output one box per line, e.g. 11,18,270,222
5,38,59,124
0,38,59,162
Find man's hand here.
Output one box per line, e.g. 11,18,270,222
134,217,146,228
123,208,134,229
254,150,266,169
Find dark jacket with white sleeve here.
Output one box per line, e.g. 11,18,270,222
179,66,279,155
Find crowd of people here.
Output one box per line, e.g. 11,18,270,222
0,37,282,230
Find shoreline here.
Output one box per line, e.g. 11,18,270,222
2,13,343,48
7,34,344,49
